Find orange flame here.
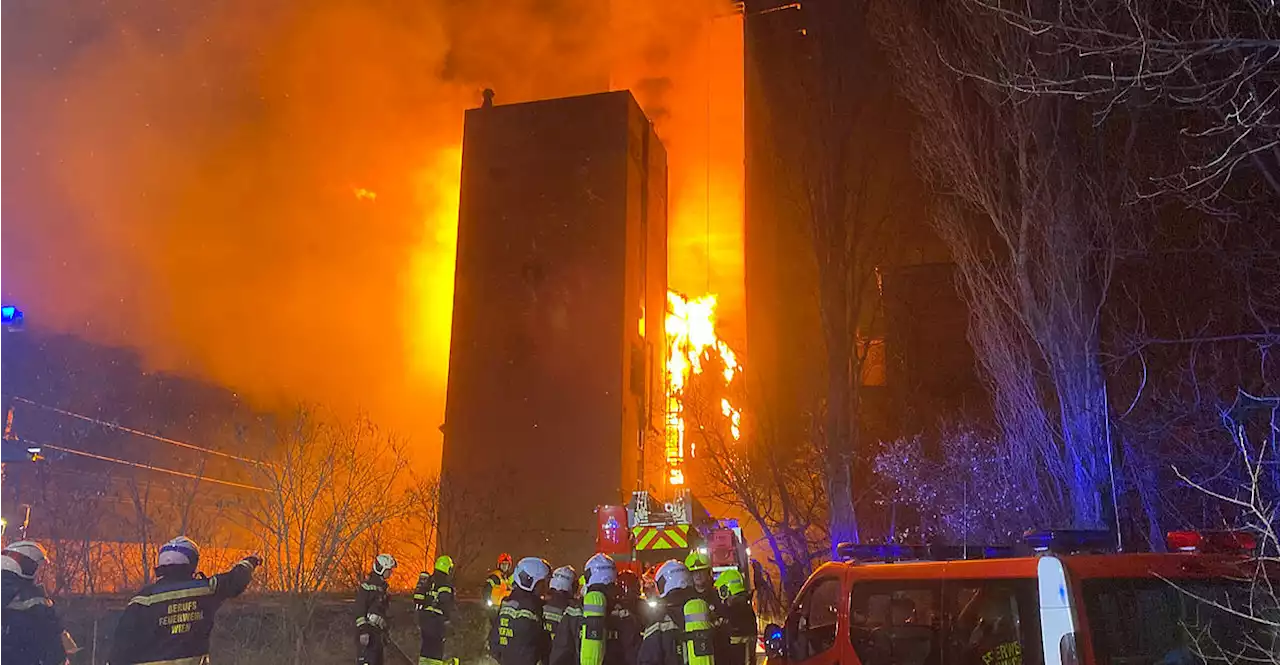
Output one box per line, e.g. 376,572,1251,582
665,290,742,486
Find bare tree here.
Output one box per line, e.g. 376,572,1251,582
876,1,1117,528
960,0,1280,210
684,360,828,603
757,1,915,547
240,409,409,594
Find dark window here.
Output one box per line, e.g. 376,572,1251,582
945,579,1042,665
1082,578,1270,665
788,576,842,660
850,581,941,665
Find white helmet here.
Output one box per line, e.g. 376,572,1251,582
654,559,691,598
550,566,576,593
373,553,397,578
584,553,617,586
513,557,552,592
2,541,48,579
158,536,201,568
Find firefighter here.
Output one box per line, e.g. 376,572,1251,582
550,554,641,665
415,554,457,665
684,551,720,617
544,566,577,640
615,570,642,619
490,557,552,665
638,560,717,665
485,552,515,608
714,570,756,665
2,540,68,665
109,536,261,665
356,553,398,665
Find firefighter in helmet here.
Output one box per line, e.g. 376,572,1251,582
415,554,457,665
685,550,721,617
485,552,515,608
714,570,756,665
550,554,641,665
490,557,552,665
615,570,642,620
638,560,718,665
2,540,68,665
544,566,577,641
109,536,261,665
356,553,397,665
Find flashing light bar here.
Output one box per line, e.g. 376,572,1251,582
1023,530,1115,554
836,542,1016,563
2,306,23,328
1166,530,1256,554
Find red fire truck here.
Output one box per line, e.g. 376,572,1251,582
595,489,753,595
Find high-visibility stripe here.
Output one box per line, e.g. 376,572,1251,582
632,525,692,551
356,617,369,627
6,596,53,610
685,612,710,624
135,656,210,665
361,582,383,591
499,606,539,621
129,585,214,607
564,606,584,617
413,594,427,601
420,658,444,665
730,636,753,644
544,610,563,621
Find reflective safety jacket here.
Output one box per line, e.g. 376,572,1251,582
485,569,513,608
542,590,575,640
549,585,641,665
716,594,756,665
490,588,549,665
637,589,717,665
414,571,456,622
109,558,257,665
1,570,66,665
356,573,392,638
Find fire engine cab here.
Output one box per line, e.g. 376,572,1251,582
763,530,1271,665
596,489,752,595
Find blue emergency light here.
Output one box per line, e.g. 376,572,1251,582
1,306,21,325
1023,529,1116,554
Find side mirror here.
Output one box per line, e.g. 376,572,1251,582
764,623,786,660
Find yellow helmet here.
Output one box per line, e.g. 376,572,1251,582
435,554,455,575
714,569,746,598
685,549,711,572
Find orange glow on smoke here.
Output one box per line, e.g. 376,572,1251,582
408,147,464,388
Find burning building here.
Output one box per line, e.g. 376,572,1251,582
439,91,668,572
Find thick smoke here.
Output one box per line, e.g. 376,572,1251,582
1,0,743,467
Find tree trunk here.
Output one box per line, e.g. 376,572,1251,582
825,368,859,549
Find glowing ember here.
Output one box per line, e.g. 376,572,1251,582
354,187,378,201
665,290,742,486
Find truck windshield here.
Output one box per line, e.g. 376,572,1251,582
1080,577,1276,665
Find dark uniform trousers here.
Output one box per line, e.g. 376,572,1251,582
356,574,392,665
414,571,456,665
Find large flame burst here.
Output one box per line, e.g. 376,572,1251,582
665,290,742,486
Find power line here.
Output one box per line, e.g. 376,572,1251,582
25,438,265,492
13,397,262,466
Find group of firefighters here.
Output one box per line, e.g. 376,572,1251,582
1,536,757,665
478,549,757,665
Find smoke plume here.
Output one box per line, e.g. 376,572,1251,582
1,0,743,467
